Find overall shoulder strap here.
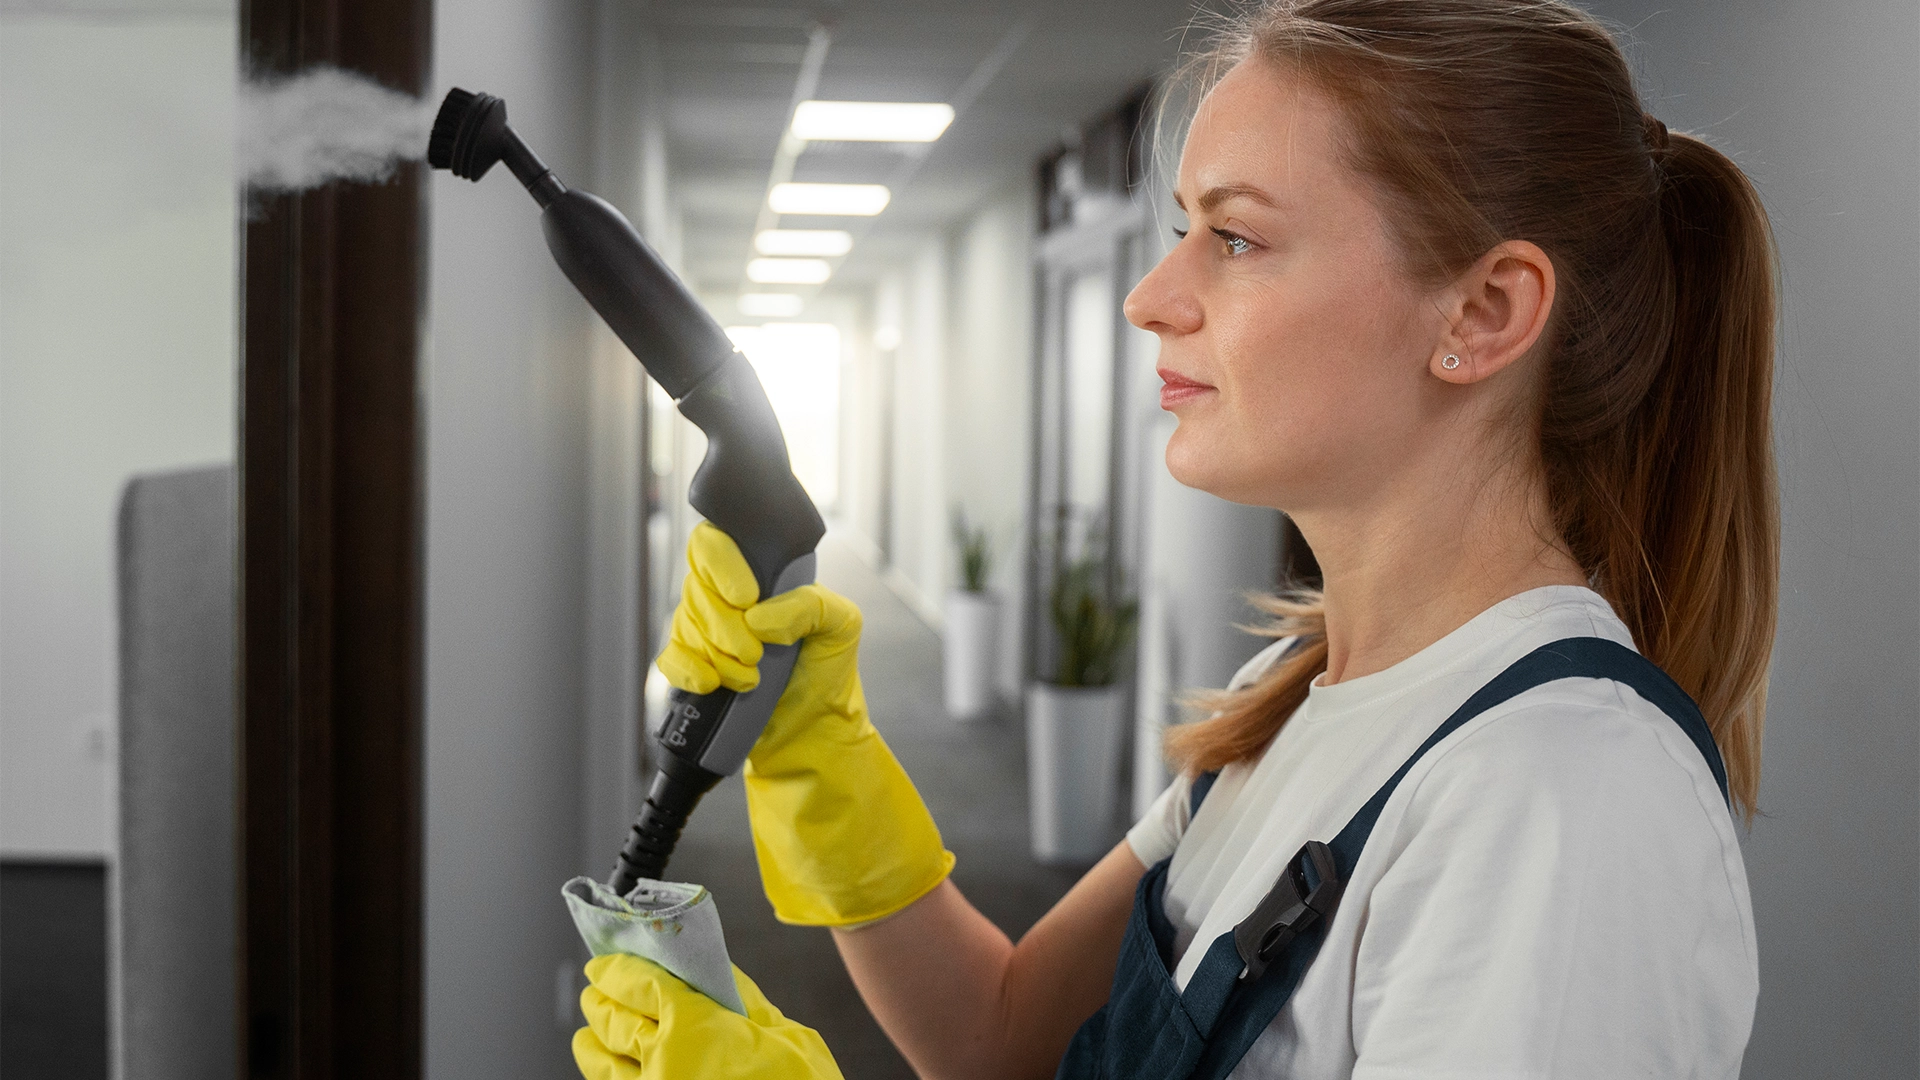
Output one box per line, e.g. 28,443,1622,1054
1189,771,1219,817
1182,636,1728,1080
1326,636,1728,865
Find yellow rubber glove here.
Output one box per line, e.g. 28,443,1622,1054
656,523,955,926
657,523,764,695
573,954,843,1080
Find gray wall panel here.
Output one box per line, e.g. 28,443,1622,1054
1583,2,1920,1074
114,464,235,1080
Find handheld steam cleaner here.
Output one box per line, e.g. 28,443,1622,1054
426,88,826,901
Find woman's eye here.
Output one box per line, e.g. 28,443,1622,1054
1172,226,1189,240
1214,229,1253,256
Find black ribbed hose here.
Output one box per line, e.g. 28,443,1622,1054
608,752,724,895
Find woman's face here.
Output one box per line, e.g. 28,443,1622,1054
1125,60,1448,511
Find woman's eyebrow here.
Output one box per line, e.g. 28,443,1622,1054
1199,184,1281,212
1173,184,1282,214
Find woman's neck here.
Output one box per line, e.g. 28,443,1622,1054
1292,458,1588,686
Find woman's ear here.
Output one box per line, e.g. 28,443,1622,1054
1430,240,1556,384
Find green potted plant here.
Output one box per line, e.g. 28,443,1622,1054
943,508,1000,720
1027,538,1138,864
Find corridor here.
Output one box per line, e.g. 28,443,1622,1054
2,0,1909,1075
669,530,1084,1077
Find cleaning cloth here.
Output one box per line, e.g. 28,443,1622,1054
562,876,747,1015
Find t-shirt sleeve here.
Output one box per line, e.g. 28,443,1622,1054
1126,769,1192,867
1344,691,1756,1079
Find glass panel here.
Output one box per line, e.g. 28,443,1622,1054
0,10,237,859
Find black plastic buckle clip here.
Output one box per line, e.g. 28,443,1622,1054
1232,840,1346,983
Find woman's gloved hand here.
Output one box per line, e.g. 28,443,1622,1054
657,523,955,926
573,954,843,1080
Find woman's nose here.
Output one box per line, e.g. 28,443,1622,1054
1123,251,1202,336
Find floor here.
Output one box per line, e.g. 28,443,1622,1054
667,532,1084,1078
0,861,108,1080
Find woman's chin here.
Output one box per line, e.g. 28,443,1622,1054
1165,432,1293,508
1165,435,1240,499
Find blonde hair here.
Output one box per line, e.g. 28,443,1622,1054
1162,0,1779,820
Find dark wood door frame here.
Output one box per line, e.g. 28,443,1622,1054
238,1,431,1076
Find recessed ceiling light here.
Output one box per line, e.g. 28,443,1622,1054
754,229,854,257
791,100,955,142
739,293,805,317
768,183,891,216
747,258,832,284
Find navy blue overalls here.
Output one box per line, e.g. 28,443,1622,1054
1056,637,1731,1080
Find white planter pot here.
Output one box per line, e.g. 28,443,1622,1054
1025,682,1127,865
942,589,1000,720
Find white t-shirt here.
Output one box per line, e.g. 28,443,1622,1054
1126,586,1756,1079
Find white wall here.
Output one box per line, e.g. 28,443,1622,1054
876,236,953,618
851,181,1040,656
945,180,1037,692
0,8,236,858
426,0,599,1074
945,181,1035,567
1582,1,1920,1073
839,291,889,556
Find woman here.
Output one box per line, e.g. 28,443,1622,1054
573,1,1776,1077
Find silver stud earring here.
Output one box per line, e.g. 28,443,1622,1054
1441,354,1462,370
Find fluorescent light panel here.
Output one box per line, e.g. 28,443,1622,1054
754,229,854,257
739,293,805,317
791,100,955,142
768,182,891,216
747,258,831,285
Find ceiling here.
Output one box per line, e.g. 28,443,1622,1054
647,0,1201,296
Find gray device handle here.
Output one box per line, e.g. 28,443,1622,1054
665,551,817,776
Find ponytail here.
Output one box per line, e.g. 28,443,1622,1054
1163,0,1779,821
1584,131,1778,817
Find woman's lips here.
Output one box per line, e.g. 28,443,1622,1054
1158,368,1216,409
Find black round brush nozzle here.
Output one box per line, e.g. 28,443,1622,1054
427,87,508,181
424,87,472,169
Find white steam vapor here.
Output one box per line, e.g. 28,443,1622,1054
238,67,433,192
